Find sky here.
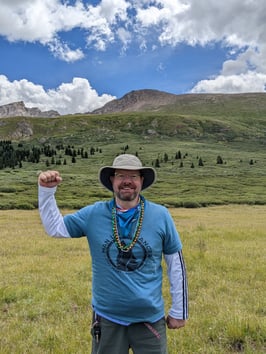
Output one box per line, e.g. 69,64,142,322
0,0,266,115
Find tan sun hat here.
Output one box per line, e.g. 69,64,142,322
99,154,156,191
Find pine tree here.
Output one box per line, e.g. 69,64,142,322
155,158,160,168
217,155,223,164
175,150,182,159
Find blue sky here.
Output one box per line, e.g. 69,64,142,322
0,0,265,114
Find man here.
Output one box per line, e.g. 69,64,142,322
38,154,188,354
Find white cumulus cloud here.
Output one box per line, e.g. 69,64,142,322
192,46,266,93
0,75,115,114
0,0,131,59
191,72,266,94
0,0,266,95
133,0,266,93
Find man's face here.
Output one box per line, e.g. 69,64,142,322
110,169,144,202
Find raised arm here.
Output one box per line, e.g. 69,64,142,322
38,171,70,238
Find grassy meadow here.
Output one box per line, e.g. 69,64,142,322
0,136,266,209
1,206,265,353
1,97,266,352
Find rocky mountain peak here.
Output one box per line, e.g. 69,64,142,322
0,101,60,118
92,89,178,114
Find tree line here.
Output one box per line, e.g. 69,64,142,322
0,141,102,170
0,141,256,171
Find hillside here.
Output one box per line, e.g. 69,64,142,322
92,89,266,116
0,91,266,144
0,91,265,209
92,89,178,113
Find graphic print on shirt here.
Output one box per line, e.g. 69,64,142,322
102,237,153,272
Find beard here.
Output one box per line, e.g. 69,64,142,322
115,185,139,202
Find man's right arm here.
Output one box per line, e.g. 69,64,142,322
38,171,70,238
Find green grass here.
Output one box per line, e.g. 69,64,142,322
0,105,266,208
1,206,265,353
0,136,266,209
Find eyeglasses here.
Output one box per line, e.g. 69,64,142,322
114,173,141,181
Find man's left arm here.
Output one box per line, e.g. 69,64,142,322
164,250,188,329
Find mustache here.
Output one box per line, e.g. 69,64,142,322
119,182,136,188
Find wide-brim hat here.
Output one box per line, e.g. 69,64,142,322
99,154,156,191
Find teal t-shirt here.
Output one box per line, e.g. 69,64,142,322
63,197,182,324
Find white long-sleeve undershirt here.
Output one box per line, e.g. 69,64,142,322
38,185,70,237
164,252,188,319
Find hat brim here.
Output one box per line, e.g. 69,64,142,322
99,166,156,192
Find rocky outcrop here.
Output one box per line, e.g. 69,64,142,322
11,121,34,139
0,101,60,118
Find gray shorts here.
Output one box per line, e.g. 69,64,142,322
91,316,167,354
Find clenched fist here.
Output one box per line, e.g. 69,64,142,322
166,316,186,330
38,170,62,188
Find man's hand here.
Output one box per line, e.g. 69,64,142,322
166,315,186,329
38,170,62,188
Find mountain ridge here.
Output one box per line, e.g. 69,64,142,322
91,89,178,113
92,89,266,114
1,90,266,117
0,101,60,118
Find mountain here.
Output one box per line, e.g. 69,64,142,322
0,101,60,118
1,90,266,117
92,89,266,115
92,89,178,113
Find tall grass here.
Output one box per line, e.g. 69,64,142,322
1,206,265,353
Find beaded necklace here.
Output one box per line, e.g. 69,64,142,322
112,198,144,252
